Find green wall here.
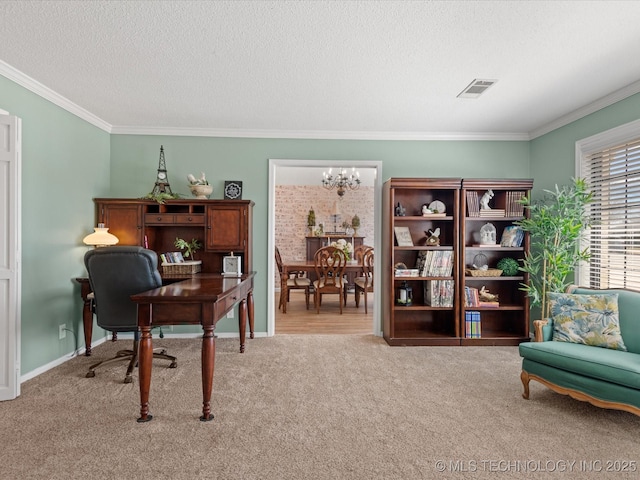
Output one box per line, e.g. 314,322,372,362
2,69,639,377
109,135,530,334
530,92,640,194
0,76,111,374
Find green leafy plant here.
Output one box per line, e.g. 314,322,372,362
497,257,519,277
516,178,592,320
174,237,202,260
143,192,181,204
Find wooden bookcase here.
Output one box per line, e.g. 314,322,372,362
382,178,461,346
382,178,533,347
460,179,533,345
94,198,253,275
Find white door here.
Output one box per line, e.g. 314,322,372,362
0,112,21,401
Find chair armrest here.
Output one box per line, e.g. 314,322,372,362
533,319,553,342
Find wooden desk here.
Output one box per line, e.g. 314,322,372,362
131,272,255,422
280,261,368,313
75,274,253,355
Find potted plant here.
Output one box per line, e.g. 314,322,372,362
516,177,592,320
351,214,360,235
174,237,202,260
307,208,316,235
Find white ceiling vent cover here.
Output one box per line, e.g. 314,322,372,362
457,79,498,99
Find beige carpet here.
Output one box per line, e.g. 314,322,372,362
2,335,639,479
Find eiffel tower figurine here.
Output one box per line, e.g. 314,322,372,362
151,145,173,196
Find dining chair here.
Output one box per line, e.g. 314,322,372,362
354,247,374,313
313,246,348,314
84,246,177,383
275,246,311,310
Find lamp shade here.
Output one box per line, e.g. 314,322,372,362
83,224,119,247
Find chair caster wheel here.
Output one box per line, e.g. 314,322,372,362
169,361,178,368
124,376,133,384
86,371,95,378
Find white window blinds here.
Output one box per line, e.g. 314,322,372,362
581,137,640,289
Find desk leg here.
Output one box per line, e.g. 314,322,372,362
137,313,154,423
238,299,247,353
280,271,288,313
248,290,254,339
82,297,93,356
201,326,215,421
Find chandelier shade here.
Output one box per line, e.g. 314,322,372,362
322,167,361,197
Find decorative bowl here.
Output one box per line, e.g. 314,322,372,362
189,184,213,199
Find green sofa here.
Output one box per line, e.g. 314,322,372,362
519,286,640,416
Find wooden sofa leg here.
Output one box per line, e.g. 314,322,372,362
521,370,530,399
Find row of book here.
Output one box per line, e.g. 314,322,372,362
464,286,499,308
160,251,186,264
466,190,526,217
465,311,481,338
424,280,454,307
415,250,454,277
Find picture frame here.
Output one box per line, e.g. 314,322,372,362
500,225,523,247
224,181,243,200
394,226,414,247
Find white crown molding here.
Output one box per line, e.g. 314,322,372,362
4,58,638,143
109,125,530,141
0,60,112,133
530,79,640,140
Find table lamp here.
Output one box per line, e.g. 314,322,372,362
83,223,119,247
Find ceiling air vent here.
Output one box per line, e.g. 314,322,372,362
457,79,497,99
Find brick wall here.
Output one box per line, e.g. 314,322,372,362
275,185,375,266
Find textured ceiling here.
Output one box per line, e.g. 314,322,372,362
1,0,640,139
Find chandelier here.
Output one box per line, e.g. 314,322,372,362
321,168,361,197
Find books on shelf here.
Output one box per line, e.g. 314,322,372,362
465,286,500,308
415,250,454,277
160,251,185,264
506,191,525,217
500,225,524,247
465,311,481,338
395,269,419,277
424,280,455,307
466,191,479,217
479,208,505,217
394,226,414,246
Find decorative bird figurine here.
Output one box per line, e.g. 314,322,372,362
424,228,441,246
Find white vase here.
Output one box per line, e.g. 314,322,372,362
190,184,213,199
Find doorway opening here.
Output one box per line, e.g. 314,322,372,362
267,159,383,337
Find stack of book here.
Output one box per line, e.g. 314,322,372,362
505,191,526,217
479,208,505,217
415,250,454,277
424,280,454,307
465,311,481,338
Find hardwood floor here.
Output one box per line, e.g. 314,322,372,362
275,289,373,334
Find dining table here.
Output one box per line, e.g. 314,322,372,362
279,260,370,313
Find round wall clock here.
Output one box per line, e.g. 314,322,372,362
224,181,243,200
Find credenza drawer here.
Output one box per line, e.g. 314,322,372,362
174,214,204,225
145,214,174,224
145,213,205,225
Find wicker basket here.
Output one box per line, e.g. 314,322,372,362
162,260,202,275
466,268,503,277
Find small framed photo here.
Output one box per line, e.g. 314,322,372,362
224,181,243,200
394,227,414,247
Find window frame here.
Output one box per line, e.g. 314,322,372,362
575,118,640,289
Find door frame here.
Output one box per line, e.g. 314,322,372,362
267,159,383,337
0,110,21,401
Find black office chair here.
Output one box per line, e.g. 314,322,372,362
84,246,177,383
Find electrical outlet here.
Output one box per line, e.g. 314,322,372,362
226,309,234,319
59,324,66,340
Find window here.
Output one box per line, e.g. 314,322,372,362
577,119,640,289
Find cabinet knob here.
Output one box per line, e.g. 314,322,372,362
188,216,192,221
157,216,162,221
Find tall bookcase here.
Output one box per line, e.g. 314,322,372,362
382,178,533,347
460,179,533,346
382,178,461,346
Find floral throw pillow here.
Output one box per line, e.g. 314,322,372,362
549,292,627,351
